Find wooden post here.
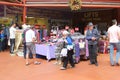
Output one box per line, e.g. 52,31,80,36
23,0,26,24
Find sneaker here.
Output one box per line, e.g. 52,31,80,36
111,64,114,66
34,61,41,65
116,63,119,66
95,63,98,66
60,67,66,70
89,62,94,65
54,62,58,65
10,54,16,56
70,66,75,68
58,62,62,65
26,63,30,66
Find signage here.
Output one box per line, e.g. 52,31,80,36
82,11,101,21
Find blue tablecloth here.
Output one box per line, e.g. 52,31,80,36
35,44,56,60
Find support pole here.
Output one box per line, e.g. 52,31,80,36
23,0,26,24
23,6,26,23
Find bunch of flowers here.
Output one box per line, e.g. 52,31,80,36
69,0,82,11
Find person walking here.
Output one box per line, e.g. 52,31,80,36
107,19,120,66
60,30,75,70
86,22,99,66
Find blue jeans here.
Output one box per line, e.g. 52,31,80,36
109,43,120,65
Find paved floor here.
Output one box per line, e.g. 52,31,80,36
0,51,120,80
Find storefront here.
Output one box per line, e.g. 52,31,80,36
0,0,120,31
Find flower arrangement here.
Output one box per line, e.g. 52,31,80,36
69,0,82,11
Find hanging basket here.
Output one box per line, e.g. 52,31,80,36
69,0,82,11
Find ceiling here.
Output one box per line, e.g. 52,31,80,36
28,6,113,13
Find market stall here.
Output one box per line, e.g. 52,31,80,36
35,43,56,61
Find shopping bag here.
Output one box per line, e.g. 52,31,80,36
8,39,10,46
67,45,74,50
60,48,68,57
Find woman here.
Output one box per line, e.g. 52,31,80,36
60,30,75,70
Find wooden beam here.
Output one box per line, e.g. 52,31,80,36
82,5,120,8
25,2,120,8
25,4,67,7
0,1,24,6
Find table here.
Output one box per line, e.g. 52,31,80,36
35,44,56,61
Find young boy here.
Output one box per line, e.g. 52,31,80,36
0,29,5,52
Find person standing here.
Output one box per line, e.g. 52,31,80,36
25,26,40,66
22,25,33,59
9,23,16,56
107,19,120,66
0,29,5,51
86,22,99,66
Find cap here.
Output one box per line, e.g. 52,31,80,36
62,30,69,35
87,22,94,27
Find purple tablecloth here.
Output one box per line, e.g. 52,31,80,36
35,44,56,60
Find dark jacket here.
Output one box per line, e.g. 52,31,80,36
86,29,99,45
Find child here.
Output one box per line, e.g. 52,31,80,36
104,37,109,54
79,38,86,59
0,29,5,52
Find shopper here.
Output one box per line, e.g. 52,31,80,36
60,30,75,70
86,22,99,66
107,19,120,66
25,26,40,66
22,25,33,59
9,23,17,56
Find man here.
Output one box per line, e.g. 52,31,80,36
9,23,16,56
86,22,99,66
25,26,40,66
107,19,120,66
22,25,33,59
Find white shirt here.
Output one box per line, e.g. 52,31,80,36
9,26,16,39
107,25,120,43
25,29,36,43
22,24,28,30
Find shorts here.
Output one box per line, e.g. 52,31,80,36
26,42,36,54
